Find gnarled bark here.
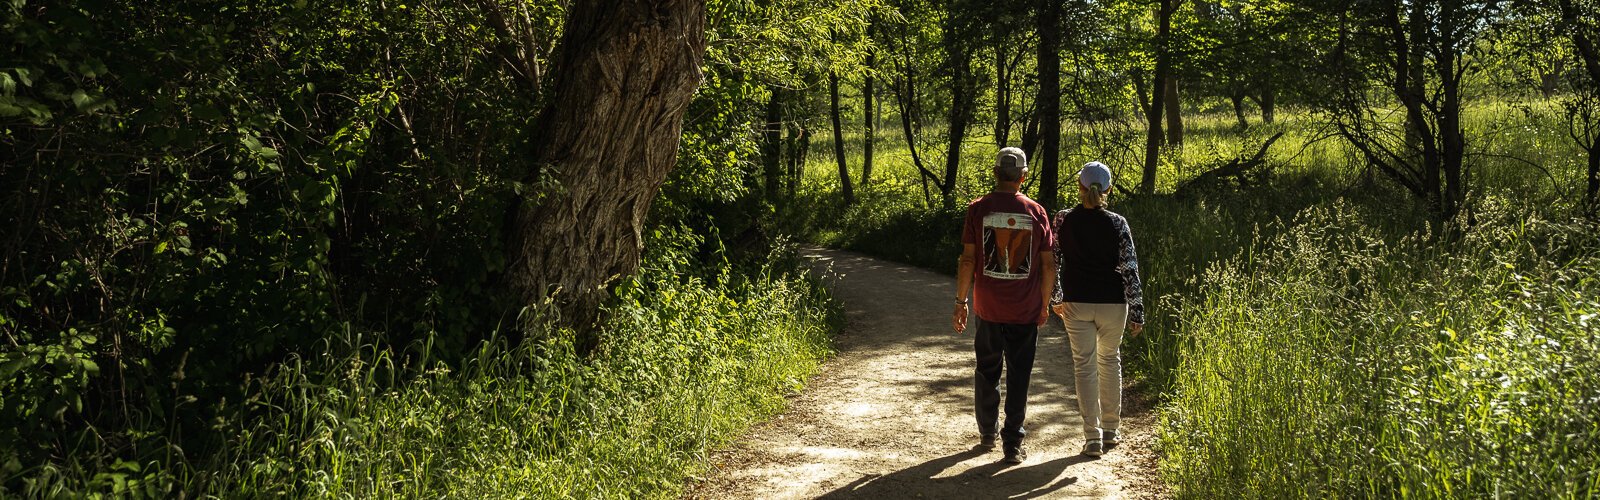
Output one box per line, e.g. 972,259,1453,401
507,0,708,346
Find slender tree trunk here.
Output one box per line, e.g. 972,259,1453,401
1558,0,1600,84
941,28,975,205
786,123,811,199
1164,76,1184,146
1588,143,1599,207
1133,70,1151,117
1539,59,1564,99
1230,87,1248,129
1441,66,1464,220
1037,0,1062,209
895,66,940,206
1021,109,1041,158
761,87,785,199
786,122,801,198
830,72,854,205
863,52,875,187
943,75,972,203
996,40,1012,147
1260,74,1276,123
1557,0,1600,206
1141,0,1174,193
509,0,707,344
894,70,931,183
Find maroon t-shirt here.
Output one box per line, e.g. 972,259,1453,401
961,191,1054,325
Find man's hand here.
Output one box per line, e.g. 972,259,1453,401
1129,322,1144,337
953,303,969,333
1036,304,1049,326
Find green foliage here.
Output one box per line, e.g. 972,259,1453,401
7,235,842,497
2,0,857,495
1159,202,1600,498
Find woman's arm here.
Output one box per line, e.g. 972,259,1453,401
1051,210,1067,305
1112,214,1145,325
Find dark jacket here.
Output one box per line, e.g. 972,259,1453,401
1051,206,1145,324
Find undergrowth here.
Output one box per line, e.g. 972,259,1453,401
7,231,842,498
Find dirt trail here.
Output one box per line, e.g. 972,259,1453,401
689,248,1165,499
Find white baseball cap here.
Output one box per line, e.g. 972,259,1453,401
996,147,1028,178
1078,162,1113,193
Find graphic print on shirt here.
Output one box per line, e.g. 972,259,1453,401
981,212,1034,279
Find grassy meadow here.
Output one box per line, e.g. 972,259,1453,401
785,100,1600,498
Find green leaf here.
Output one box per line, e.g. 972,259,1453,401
0,355,32,379
0,97,22,117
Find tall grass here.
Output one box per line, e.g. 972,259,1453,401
1159,201,1600,498
9,235,842,498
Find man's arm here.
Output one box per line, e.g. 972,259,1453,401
953,243,978,332
1036,248,1055,326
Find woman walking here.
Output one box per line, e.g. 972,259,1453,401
1050,161,1145,457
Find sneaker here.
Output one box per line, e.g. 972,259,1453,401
979,434,997,449
1081,438,1104,457
1104,430,1121,448
1002,445,1027,464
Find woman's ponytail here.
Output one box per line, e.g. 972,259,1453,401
1083,183,1107,208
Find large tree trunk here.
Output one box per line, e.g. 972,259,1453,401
1141,0,1174,193
1164,76,1184,146
1037,0,1062,209
508,0,707,345
830,72,855,205
863,52,875,187
761,87,785,199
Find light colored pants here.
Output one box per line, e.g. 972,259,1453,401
1063,302,1126,439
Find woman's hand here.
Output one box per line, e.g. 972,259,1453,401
953,303,969,333
1051,302,1069,323
1129,322,1144,337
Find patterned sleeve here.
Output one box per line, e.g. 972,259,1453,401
1050,209,1068,304
1111,213,1145,324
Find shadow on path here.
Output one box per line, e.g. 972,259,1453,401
817,448,1096,499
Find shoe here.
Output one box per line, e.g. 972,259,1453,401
1002,445,1027,464
1104,430,1121,448
979,434,997,449
1081,438,1104,457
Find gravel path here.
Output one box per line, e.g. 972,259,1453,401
688,248,1165,499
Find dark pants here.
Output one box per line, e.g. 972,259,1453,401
973,318,1038,448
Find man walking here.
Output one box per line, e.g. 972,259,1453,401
952,147,1056,464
